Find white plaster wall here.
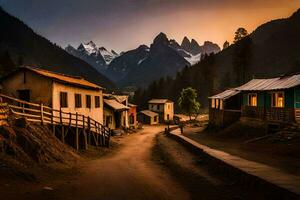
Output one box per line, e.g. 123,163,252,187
52,82,103,124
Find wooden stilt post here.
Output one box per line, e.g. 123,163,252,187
83,115,87,150
51,109,55,136
75,112,79,150
40,103,44,125
60,108,64,143
88,116,91,145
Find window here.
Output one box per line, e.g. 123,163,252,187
211,99,215,108
95,96,100,108
248,93,257,107
75,94,82,108
154,116,157,122
86,95,91,108
272,92,284,108
215,99,219,109
60,92,68,108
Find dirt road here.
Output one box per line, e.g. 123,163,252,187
28,126,190,200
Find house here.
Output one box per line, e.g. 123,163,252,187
148,99,174,123
128,103,137,128
209,73,300,126
0,66,104,124
209,89,242,127
236,74,300,123
103,94,129,129
138,110,159,125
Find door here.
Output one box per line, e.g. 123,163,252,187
18,90,30,102
115,112,121,128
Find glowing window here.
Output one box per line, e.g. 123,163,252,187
272,92,284,108
248,93,257,107
211,99,215,108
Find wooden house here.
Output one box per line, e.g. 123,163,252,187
128,103,137,129
148,99,174,123
209,74,300,126
0,66,104,124
209,89,242,127
103,94,129,130
138,110,159,125
236,74,300,123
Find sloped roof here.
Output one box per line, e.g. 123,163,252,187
19,66,102,90
104,99,129,111
128,103,137,107
103,93,128,103
140,110,158,117
148,99,172,104
209,89,240,100
236,74,300,91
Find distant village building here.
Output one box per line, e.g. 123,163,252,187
138,110,159,125
209,74,300,126
0,66,104,124
128,103,137,128
148,99,174,123
103,94,129,130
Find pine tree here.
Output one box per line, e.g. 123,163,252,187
223,41,230,49
234,28,248,43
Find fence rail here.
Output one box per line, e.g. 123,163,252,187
0,93,111,148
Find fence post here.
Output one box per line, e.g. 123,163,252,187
88,116,91,145
75,112,79,150
83,115,87,150
40,103,44,125
69,112,72,126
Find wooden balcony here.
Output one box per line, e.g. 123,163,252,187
242,106,296,123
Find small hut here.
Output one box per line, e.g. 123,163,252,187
138,110,159,125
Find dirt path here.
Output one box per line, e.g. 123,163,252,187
25,126,189,200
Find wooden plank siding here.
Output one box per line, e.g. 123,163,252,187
209,108,241,127
295,109,300,123
242,106,295,123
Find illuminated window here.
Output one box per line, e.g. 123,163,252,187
211,99,215,108
248,93,257,107
272,92,284,108
220,100,223,110
215,99,219,109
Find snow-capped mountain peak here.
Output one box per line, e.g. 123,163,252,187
99,47,118,64
78,41,99,55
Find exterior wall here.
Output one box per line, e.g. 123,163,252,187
148,102,174,122
295,86,300,108
52,82,103,124
128,106,137,128
1,70,53,105
104,107,116,129
137,113,158,125
163,102,174,121
148,103,164,112
209,108,241,127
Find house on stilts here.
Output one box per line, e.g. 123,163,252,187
209,73,300,127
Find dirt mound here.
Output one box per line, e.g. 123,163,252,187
0,118,81,182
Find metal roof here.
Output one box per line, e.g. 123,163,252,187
236,74,300,91
104,99,129,111
23,66,102,90
209,89,240,100
148,99,173,104
139,110,158,117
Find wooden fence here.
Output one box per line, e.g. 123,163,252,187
0,93,111,149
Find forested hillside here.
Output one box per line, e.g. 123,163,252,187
133,9,300,110
0,7,114,88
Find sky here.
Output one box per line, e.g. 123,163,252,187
1,0,300,52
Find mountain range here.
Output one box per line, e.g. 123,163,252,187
0,7,114,88
133,8,300,109
66,34,220,87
